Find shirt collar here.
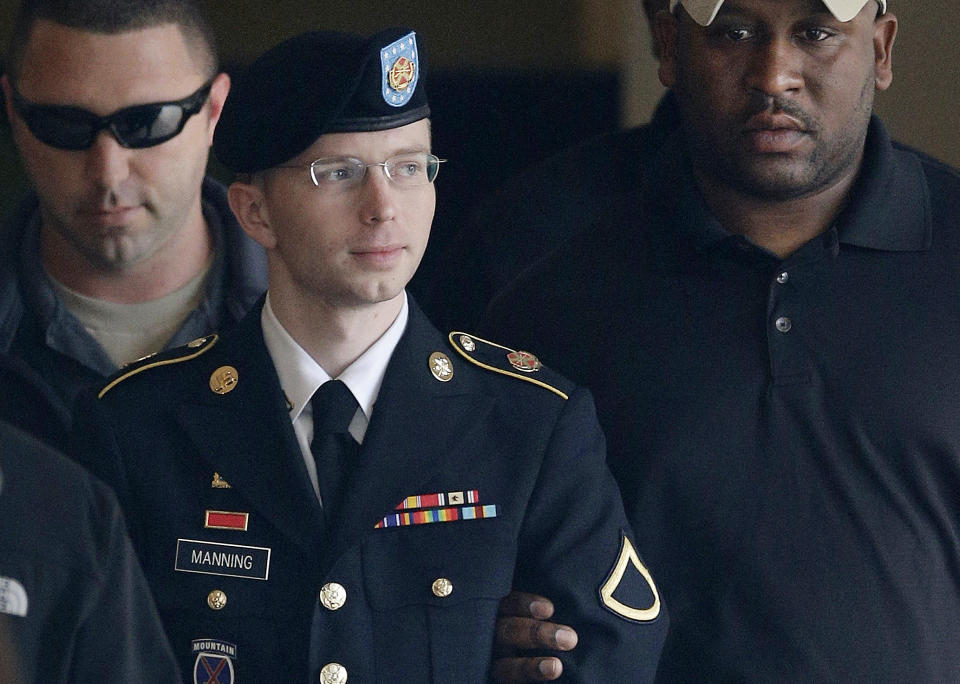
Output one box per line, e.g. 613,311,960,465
261,291,409,424
654,114,931,256
833,116,931,252
18,211,116,375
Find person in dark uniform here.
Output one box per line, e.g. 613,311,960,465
0,0,266,445
0,417,180,682
483,0,960,682
71,28,668,683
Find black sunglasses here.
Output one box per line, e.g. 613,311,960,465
10,79,214,151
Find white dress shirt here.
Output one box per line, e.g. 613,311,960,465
261,292,409,499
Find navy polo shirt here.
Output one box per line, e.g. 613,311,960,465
481,117,960,681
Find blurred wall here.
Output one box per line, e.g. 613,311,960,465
871,0,960,167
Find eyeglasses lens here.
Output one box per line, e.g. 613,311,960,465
385,155,439,185
110,103,188,149
308,153,442,189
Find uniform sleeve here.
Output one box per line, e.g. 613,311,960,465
68,477,182,683
514,387,668,682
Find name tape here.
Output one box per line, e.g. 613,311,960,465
175,539,271,580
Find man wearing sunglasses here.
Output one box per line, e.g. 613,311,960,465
71,28,668,682
0,0,266,449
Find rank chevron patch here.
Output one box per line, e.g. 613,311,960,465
599,532,662,622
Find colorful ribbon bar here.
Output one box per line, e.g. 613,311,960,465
395,489,480,510
375,504,498,529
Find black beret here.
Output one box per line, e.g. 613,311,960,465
214,27,430,173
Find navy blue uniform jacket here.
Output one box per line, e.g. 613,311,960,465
72,298,667,682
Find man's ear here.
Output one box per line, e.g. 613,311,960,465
204,72,231,145
653,11,680,88
228,179,278,249
873,12,897,91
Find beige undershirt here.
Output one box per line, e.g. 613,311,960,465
49,260,212,368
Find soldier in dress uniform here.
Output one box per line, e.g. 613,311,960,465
71,28,668,682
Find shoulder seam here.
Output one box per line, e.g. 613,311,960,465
448,331,569,400
98,334,219,399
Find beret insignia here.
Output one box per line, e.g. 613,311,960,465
381,31,420,107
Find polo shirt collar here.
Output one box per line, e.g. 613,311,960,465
835,116,931,252
654,131,732,254
655,114,931,255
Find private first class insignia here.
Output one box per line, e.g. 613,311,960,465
599,533,662,622
381,31,420,107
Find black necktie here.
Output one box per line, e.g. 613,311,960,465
310,380,359,527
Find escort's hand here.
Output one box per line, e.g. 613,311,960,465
492,591,579,682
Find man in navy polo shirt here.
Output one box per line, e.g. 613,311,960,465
484,0,960,681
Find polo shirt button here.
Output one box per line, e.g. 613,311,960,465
777,272,789,284
320,582,346,611
320,662,348,683
775,317,792,333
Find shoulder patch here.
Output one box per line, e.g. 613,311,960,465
599,532,662,623
98,334,219,399
448,332,569,400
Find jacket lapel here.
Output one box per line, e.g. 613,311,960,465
175,303,325,554
329,301,493,555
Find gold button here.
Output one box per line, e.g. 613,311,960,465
320,582,347,611
459,335,476,352
320,662,348,684
432,577,453,598
207,589,227,610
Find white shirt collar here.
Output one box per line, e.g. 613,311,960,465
261,292,409,440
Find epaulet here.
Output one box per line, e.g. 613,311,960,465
448,332,570,400
98,334,219,399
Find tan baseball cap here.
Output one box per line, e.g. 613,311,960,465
669,0,887,26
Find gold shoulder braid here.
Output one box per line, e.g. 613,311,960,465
98,334,219,399
448,332,569,400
